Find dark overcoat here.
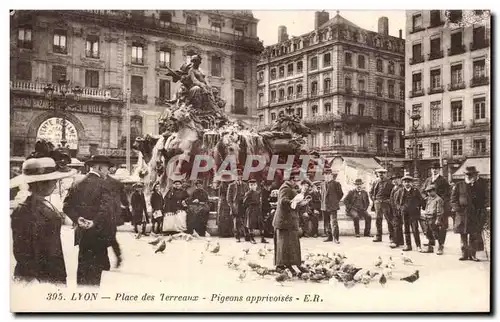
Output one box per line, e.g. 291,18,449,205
11,195,67,285
227,181,249,216
105,176,128,228
320,180,344,211
272,181,299,231
243,190,262,229
131,191,149,224
163,188,189,213
393,187,425,219
451,178,489,234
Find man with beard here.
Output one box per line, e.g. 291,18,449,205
421,162,451,255
344,179,372,238
188,180,210,236
227,170,249,242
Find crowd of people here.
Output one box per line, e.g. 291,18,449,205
10,151,489,286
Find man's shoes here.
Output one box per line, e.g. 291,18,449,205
420,246,433,253
355,234,361,238
373,237,382,243
402,246,412,251
364,233,373,237
459,256,468,261
250,239,257,244
261,238,269,244
323,236,333,242
389,242,398,248
469,255,480,262
334,239,340,244
236,238,241,243
116,256,122,269
436,246,444,255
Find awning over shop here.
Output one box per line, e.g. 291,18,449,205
453,158,491,179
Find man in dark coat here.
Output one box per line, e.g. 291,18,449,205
451,166,489,261
227,170,249,242
343,179,372,238
370,168,394,243
421,162,451,255
242,179,264,244
105,174,129,268
164,180,189,231
393,174,425,251
131,183,148,234
188,180,210,236
320,168,344,243
150,183,164,234
63,155,114,286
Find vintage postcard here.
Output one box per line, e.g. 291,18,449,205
9,9,491,313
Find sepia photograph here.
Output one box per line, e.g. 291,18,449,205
8,7,491,313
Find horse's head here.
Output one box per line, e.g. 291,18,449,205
133,135,159,164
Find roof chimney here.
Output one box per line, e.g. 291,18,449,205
314,11,330,30
399,29,402,39
278,25,288,43
378,16,389,36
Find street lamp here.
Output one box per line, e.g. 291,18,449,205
383,137,389,169
410,113,422,179
43,75,82,156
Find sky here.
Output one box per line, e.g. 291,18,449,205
253,10,406,46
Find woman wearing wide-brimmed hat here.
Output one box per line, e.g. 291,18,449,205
10,157,76,285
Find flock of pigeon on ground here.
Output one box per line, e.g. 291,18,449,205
137,231,420,288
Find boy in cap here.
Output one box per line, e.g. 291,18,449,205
421,184,444,253
344,179,372,238
243,179,267,244
131,182,149,235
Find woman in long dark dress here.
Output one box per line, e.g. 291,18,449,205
150,183,164,234
10,157,76,285
216,176,234,237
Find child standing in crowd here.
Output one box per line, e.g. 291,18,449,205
243,179,266,244
421,184,444,253
150,183,164,234
131,182,149,235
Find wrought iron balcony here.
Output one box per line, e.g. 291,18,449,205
409,89,425,98
429,19,445,28
10,80,118,101
345,87,353,95
333,145,355,152
470,76,489,87
359,90,367,97
470,39,490,51
131,57,144,65
448,82,466,91
17,40,33,49
409,55,425,65
341,114,374,126
427,86,444,95
53,45,67,54
231,105,248,115
428,50,444,61
155,97,172,106
131,94,148,104
85,50,100,59
448,45,467,56
303,114,340,125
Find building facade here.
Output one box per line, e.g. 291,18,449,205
256,12,406,172
10,10,262,163
405,10,490,180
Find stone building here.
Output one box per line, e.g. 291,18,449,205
256,11,406,175
10,10,262,164
405,10,490,180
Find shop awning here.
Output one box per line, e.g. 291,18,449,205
342,157,381,171
376,157,407,168
453,158,491,179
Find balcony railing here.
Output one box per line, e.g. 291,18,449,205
428,86,444,95
303,114,340,125
10,80,117,100
388,93,395,99
428,50,444,61
131,57,144,65
231,105,248,115
333,145,355,152
448,82,466,91
409,55,425,65
470,76,489,87
359,90,366,97
470,39,490,51
341,114,374,126
158,61,170,68
53,45,67,54
409,89,425,98
345,88,353,95
429,19,445,28
131,95,148,104
85,50,100,59
448,45,467,56
472,150,489,157
155,97,172,106
17,40,33,49
411,26,425,34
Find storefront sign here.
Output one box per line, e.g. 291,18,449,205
97,148,128,157
12,97,104,115
37,117,79,149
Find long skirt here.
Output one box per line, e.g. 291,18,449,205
217,200,233,237
274,229,301,266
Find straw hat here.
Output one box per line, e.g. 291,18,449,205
10,157,76,188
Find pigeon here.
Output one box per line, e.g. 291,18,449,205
382,265,393,279
401,252,414,265
205,241,211,251
343,281,356,289
401,270,420,283
258,248,267,259
369,271,380,278
166,235,173,243
379,274,387,287
247,262,262,270
227,256,235,267
256,267,270,277
135,232,142,239
388,256,396,269
199,252,205,264
185,234,193,242
155,240,166,253
242,248,250,255
238,270,247,282
192,230,200,238
374,256,383,268
150,232,158,238
275,272,289,286
299,272,311,281
267,247,273,253
205,231,211,238
149,237,162,245
211,242,220,254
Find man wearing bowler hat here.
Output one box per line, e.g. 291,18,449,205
63,155,115,286
343,179,372,238
451,166,489,261
369,168,394,243
421,162,451,255
227,169,249,242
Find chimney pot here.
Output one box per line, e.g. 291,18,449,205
399,29,402,38
314,10,330,30
378,16,389,36
278,25,288,43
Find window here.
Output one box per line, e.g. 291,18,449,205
430,37,441,57
52,65,66,83
310,57,318,70
345,52,352,66
430,10,441,26
412,13,423,30
324,78,331,94
323,53,331,67
358,133,365,147
324,132,331,146
412,72,422,92
278,66,285,78
376,79,383,96
297,108,303,119
130,116,143,138
387,133,395,150
131,43,144,64
388,61,394,74
258,71,264,82
473,139,487,155
400,63,405,76
258,115,263,124
297,61,303,73
358,104,365,116
287,63,294,76
310,134,318,147
234,25,244,37
412,43,422,60
186,15,197,28
258,93,263,107
431,143,440,157
159,11,172,26
448,10,463,23
270,68,276,80
452,139,463,156
358,79,365,94
400,82,405,99
400,110,405,124
86,36,99,58
376,106,382,120
388,81,395,98
211,55,221,76
270,90,276,102
311,81,318,96
451,101,463,123
271,113,276,121
324,103,332,113
345,102,352,115
345,77,352,89
159,79,171,100
344,132,352,145
53,30,67,54
234,89,245,113
279,89,285,101
376,59,383,72
159,48,171,68
430,101,441,129
388,107,395,122
131,75,144,99
286,107,294,115
311,105,318,116
450,31,463,48
287,86,293,98
296,84,303,97
234,60,245,80
357,55,365,69
473,59,486,78
16,61,31,81
211,22,222,33
85,70,99,88
474,97,486,120
430,69,441,89
412,103,422,116
451,64,463,85
17,26,32,49
473,26,486,47
376,132,383,150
